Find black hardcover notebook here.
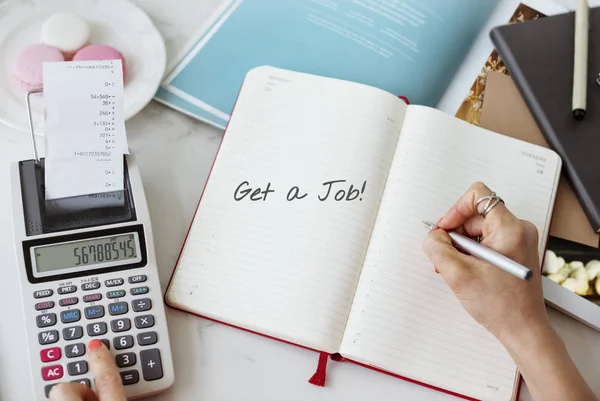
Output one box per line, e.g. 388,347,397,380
490,7,600,233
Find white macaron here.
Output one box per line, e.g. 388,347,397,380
41,12,91,59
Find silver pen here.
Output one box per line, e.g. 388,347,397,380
572,0,589,120
422,221,532,281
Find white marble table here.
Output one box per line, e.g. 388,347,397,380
1,1,600,400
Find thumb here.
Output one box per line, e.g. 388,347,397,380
423,229,474,286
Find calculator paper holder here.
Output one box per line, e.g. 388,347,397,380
19,157,136,236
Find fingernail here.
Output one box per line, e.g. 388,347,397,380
429,226,440,233
434,266,439,274
436,217,444,226
88,339,103,351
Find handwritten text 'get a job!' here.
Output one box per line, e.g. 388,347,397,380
233,180,367,202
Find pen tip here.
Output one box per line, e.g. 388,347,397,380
422,221,436,229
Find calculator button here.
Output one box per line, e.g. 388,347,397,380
100,339,110,350
114,335,134,350
40,347,61,362
130,286,149,296
39,330,59,345
105,278,124,287
128,275,147,284
42,365,63,381
58,285,77,295
71,378,91,387
140,349,163,381
63,326,83,341
82,293,102,303
116,352,136,367
108,302,128,316
106,290,126,299
84,305,104,319
120,370,139,385
134,315,154,329
35,301,55,311
111,318,131,333
59,297,79,307
87,322,107,336
37,313,57,328
67,361,88,376
34,289,53,298
132,298,151,312
82,282,100,291
137,331,158,346
60,309,81,324
45,384,58,397
65,343,86,358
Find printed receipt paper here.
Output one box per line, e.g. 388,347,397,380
42,60,129,200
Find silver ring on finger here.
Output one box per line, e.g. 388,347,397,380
475,192,504,217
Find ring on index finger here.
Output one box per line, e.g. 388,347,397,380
475,192,504,217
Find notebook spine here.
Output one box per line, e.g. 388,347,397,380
490,28,600,233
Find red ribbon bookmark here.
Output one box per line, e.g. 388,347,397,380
308,352,329,387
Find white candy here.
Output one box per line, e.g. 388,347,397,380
41,12,91,55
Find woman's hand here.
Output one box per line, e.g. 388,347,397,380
49,339,127,401
422,181,549,344
423,182,597,401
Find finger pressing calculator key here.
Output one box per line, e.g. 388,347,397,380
11,156,174,400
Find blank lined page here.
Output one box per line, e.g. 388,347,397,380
340,105,561,400
166,66,407,353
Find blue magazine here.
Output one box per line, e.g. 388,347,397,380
154,0,499,129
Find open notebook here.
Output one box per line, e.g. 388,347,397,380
165,66,562,401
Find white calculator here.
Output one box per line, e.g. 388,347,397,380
9,152,175,400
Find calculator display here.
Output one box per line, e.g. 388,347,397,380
34,234,138,273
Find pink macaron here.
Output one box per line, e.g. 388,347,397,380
73,44,127,80
12,43,65,91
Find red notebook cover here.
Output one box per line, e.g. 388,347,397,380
161,89,522,400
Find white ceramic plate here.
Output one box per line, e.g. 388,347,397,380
0,0,166,135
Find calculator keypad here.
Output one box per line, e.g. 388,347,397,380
36,301,55,311
34,289,53,298
60,309,81,324
40,347,61,362
134,315,154,329
65,343,86,358
63,326,83,341
84,305,105,319
67,361,88,376
83,293,102,303
128,275,147,284
111,318,131,333
81,282,101,291
58,285,77,295
140,349,163,381
107,290,126,299
137,332,158,346
59,297,79,307
114,335,134,350
87,322,107,337
108,302,128,316
116,352,136,367
130,286,149,296
72,378,91,387
42,365,63,381
39,330,59,345
120,370,140,385
33,274,167,396
105,278,124,287
132,298,151,312
37,313,57,328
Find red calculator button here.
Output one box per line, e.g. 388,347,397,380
40,347,61,362
42,365,63,381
